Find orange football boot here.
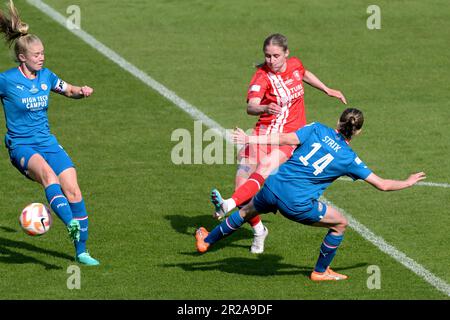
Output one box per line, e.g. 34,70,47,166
195,227,210,253
310,267,348,281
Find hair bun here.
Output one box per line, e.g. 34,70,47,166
17,22,28,35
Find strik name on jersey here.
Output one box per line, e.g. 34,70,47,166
22,95,48,110
322,136,341,152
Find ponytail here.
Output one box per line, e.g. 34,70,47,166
337,108,364,140
0,0,28,46
0,0,41,62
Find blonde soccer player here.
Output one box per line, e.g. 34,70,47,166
0,1,99,265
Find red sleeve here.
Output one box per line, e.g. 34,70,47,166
246,69,269,101
290,56,305,77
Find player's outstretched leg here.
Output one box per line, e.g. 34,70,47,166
195,211,245,253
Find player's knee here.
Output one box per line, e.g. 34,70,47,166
63,186,82,203
337,217,348,233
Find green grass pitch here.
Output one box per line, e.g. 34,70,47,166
0,0,449,299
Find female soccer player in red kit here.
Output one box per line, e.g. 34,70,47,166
211,34,347,253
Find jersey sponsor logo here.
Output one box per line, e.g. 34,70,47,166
29,84,39,94
22,95,49,110
293,70,301,81
41,83,48,91
250,84,261,92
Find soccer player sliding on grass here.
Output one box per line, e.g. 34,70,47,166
197,108,425,281
0,1,99,265
214,33,347,254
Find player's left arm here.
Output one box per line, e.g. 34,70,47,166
232,128,300,145
303,70,347,104
61,83,93,99
51,78,93,99
364,172,426,191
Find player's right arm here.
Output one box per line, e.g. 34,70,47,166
232,127,300,145
246,70,281,116
247,97,281,116
364,172,426,191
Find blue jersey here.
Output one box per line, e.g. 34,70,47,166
0,67,66,149
264,122,372,211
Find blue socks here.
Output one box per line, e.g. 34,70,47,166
314,231,344,272
205,211,244,245
70,199,89,256
45,184,73,225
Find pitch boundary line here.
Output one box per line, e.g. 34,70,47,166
27,0,450,297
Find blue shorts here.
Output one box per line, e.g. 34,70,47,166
253,186,327,225
8,144,75,179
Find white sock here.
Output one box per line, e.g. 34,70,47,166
224,198,236,213
252,221,265,235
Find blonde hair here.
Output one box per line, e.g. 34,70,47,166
0,0,42,62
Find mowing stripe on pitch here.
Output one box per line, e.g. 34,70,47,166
27,0,450,297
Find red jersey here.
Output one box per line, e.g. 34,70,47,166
247,57,306,134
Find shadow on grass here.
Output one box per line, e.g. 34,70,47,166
165,214,265,252
0,226,17,233
0,236,74,270
163,253,368,278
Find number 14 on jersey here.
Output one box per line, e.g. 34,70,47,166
299,143,334,176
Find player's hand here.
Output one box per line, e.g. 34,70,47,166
231,127,248,144
265,102,282,115
326,88,347,104
80,86,94,97
406,172,426,186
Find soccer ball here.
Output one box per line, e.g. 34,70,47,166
19,203,52,236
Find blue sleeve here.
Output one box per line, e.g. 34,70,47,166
0,74,5,97
47,69,60,89
347,155,372,180
295,122,316,144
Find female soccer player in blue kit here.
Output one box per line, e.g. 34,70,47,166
196,108,425,280
0,1,99,265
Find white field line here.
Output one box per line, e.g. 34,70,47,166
27,0,450,297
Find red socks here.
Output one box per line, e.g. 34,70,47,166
231,173,265,207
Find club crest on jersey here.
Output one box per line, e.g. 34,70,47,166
29,84,39,94
293,70,301,81
41,83,48,91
